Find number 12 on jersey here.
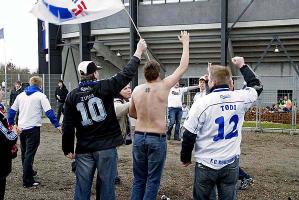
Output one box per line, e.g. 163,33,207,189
213,114,239,142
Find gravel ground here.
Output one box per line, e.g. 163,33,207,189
4,124,299,200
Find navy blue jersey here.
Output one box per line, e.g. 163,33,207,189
62,56,140,154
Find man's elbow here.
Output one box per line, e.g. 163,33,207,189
129,111,137,119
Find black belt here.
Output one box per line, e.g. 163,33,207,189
135,131,166,137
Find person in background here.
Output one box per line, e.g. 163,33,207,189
283,96,292,112
193,74,209,103
167,82,198,141
0,109,17,200
55,80,69,123
9,81,22,107
8,76,60,188
114,84,132,184
9,81,23,125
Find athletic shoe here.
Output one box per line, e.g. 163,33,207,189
23,181,40,188
239,178,254,190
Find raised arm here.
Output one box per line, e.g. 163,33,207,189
163,31,190,89
99,39,147,96
231,57,263,96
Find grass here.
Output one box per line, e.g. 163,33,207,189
243,121,299,129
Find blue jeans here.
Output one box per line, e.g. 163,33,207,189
131,132,167,200
193,158,239,200
75,148,117,200
166,107,183,140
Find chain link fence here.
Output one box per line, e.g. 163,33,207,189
180,75,298,131
0,74,76,112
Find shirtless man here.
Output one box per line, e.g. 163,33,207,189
129,31,190,200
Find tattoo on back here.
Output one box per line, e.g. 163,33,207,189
145,88,150,93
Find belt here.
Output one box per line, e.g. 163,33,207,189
135,131,166,137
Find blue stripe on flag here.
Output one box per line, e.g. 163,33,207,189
43,1,73,20
0,28,4,39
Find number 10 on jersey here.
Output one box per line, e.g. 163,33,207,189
76,97,107,126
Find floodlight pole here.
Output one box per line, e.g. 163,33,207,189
130,0,138,89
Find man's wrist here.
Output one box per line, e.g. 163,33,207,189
134,49,142,59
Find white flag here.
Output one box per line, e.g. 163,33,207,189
31,0,124,25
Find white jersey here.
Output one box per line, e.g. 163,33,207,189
183,87,258,169
168,87,188,108
11,91,52,130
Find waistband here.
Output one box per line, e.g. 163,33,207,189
135,131,166,137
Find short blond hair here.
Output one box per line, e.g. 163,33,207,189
29,76,42,87
209,65,232,86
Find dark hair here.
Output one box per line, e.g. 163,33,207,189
15,80,21,85
144,60,160,82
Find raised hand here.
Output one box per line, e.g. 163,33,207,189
231,56,245,68
178,31,190,45
134,38,147,59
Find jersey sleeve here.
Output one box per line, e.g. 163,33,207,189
181,87,189,93
237,87,258,111
40,94,52,112
10,95,19,112
96,56,140,97
62,94,76,155
183,102,206,134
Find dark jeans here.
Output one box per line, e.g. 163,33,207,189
131,132,167,200
239,167,251,180
75,148,117,200
166,107,183,140
0,178,6,200
193,158,239,200
56,102,64,122
20,127,40,185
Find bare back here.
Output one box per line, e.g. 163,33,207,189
132,82,170,133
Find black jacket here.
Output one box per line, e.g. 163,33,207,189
55,86,69,103
9,88,22,106
0,112,17,178
62,56,140,155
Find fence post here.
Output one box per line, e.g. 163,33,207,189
42,74,45,94
292,76,298,130
48,73,51,102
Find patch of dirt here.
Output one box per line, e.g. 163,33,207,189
5,125,299,200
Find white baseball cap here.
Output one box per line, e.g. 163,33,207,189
199,76,206,81
78,61,102,75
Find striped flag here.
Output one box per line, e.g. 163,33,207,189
31,0,124,25
0,28,4,39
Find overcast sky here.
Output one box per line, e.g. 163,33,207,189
0,0,38,72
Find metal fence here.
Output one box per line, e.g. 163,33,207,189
180,75,299,131
0,74,76,112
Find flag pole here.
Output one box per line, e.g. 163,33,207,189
2,33,7,107
123,7,150,61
